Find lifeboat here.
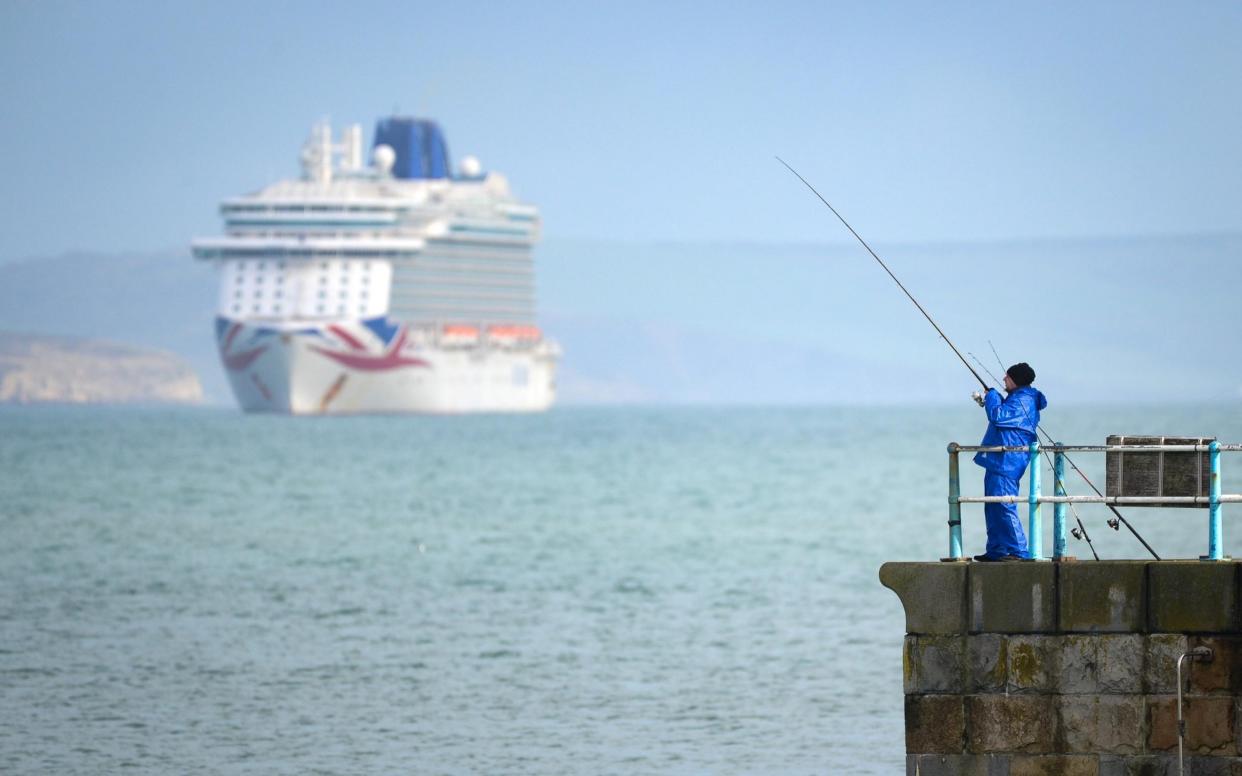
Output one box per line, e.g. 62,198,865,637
441,324,480,345
486,324,541,345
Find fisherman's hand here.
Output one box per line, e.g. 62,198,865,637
971,391,986,407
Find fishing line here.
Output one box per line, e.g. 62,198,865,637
776,157,988,390
988,340,1006,376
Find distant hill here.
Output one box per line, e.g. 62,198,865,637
0,250,225,401
0,331,203,405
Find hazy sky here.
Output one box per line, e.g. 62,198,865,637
2,0,1240,262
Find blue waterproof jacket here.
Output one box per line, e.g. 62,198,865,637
973,386,1048,478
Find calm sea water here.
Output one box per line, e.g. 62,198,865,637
2,404,1240,774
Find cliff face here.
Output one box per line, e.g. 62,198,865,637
0,332,204,405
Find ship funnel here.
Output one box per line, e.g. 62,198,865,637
372,117,451,180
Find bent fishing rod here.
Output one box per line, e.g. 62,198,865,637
778,158,1161,559
775,157,988,391
981,345,1160,560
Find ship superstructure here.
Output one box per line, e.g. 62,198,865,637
192,117,558,414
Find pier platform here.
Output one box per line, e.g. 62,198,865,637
881,560,1242,775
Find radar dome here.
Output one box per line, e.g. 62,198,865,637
373,144,396,174
460,155,482,178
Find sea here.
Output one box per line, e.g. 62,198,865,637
3,404,1240,774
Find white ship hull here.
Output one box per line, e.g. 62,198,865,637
217,317,556,415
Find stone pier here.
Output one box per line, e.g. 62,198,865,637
880,560,1242,775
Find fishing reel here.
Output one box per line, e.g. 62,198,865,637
970,391,986,407
1108,518,1120,531
1071,527,1083,540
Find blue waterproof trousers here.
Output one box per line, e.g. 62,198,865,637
984,471,1028,558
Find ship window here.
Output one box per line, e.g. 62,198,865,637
256,276,263,284
361,291,367,299
362,276,368,284
254,291,262,298
234,290,242,299
274,305,282,313
253,305,260,313
274,290,282,299
317,305,325,313
232,304,240,313
339,291,346,299
235,275,243,284
277,261,286,270
258,262,265,270
320,262,328,270
318,291,325,299
358,306,366,314
319,276,327,284
276,276,283,284
363,262,370,271
337,305,345,314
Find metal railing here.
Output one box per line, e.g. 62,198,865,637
946,441,1242,561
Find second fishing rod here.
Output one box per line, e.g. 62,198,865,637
777,157,1158,559
976,345,1160,560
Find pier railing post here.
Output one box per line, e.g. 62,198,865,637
1028,441,1042,560
1209,440,1222,560
1053,445,1067,559
947,443,963,560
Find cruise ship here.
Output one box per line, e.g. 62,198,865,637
192,117,559,414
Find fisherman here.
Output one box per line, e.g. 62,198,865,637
971,363,1048,561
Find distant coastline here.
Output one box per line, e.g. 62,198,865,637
0,331,203,405
2,233,1241,405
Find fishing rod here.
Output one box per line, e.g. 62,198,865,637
983,344,1161,560
969,353,1100,560
777,158,1156,559
775,157,988,391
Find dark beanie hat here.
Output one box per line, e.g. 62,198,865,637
1007,362,1036,387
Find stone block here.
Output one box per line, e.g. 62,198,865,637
1056,634,1097,693
1056,634,1144,695
1006,636,1056,694
1149,696,1237,755
881,562,969,635
1185,757,1242,775
908,753,1011,776
1147,697,1178,752
1148,562,1238,633
1010,754,1099,776
1144,634,1189,694
967,695,1058,754
1189,636,1242,694
1186,698,1238,755
906,694,966,754
1059,696,1144,754
1098,755,1176,776
968,633,1009,693
1060,561,1147,633
1096,635,1145,694
970,562,1057,634
906,635,967,694
1237,697,1242,758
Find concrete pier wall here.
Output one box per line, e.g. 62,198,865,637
880,561,1242,775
